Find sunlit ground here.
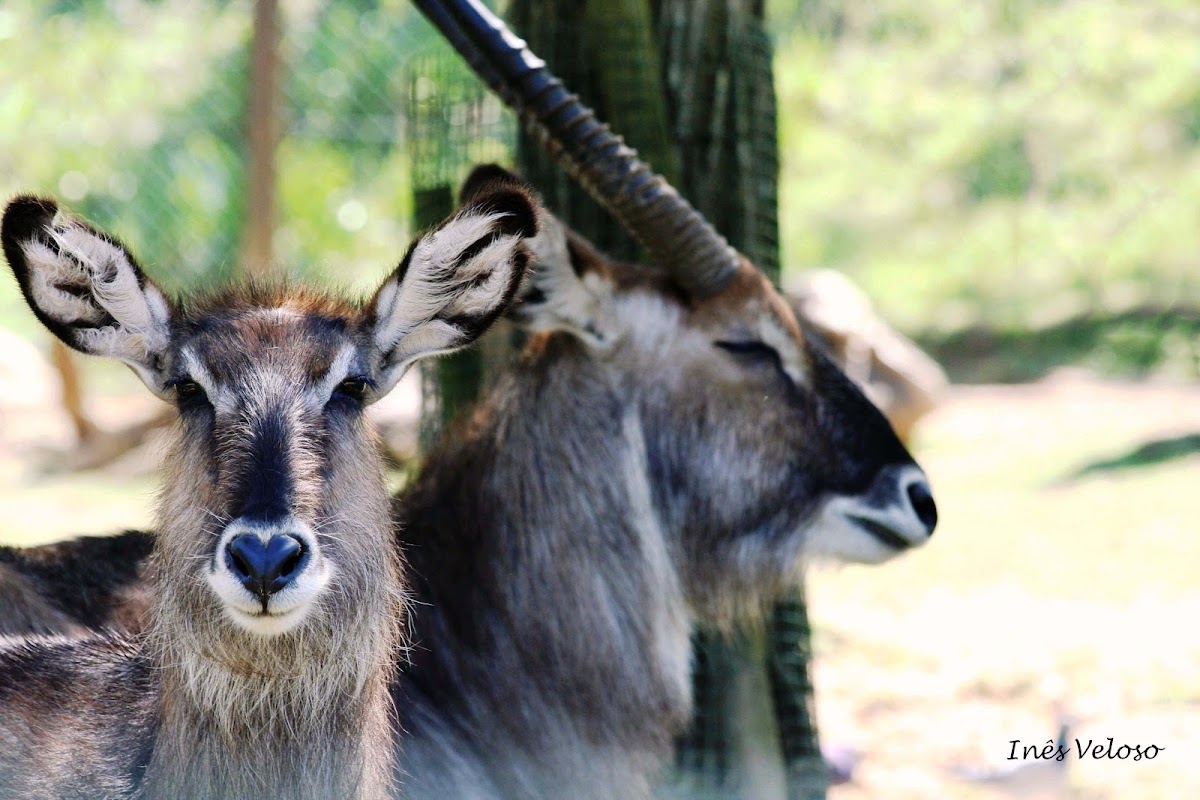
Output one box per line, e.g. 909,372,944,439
1,360,1197,800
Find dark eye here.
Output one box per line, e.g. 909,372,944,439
332,377,371,402
171,379,202,398
166,376,208,410
715,340,781,364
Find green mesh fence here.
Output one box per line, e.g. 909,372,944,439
0,0,437,297
401,34,517,443
0,1,251,297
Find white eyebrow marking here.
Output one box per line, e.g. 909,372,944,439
757,317,809,387
180,347,235,412
180,348,214,390
313,344,358,403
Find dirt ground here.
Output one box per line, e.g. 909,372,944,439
812,371,1200,800
0,366,1197,799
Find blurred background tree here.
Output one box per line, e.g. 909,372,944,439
2,0,1195,375
768,0,1199,380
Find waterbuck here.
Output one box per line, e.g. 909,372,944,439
0,182,536,799
390,4,935,796
390,166,937,800
0,175,936,798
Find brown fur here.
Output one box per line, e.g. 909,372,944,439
0,532,154,635
0,566,87,637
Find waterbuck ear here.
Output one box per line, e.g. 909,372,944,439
459,163,531,202
509,210,615,349
368,187,536,395
462,164,613,347
2,196,174,395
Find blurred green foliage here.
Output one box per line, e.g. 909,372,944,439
0,0,1196,381
769,0,1199,382
0,0,432,301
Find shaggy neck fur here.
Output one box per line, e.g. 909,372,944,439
395,334,693,800
139,426,403,800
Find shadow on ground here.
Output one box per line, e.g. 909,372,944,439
1054,432,1200,484
919,307,1200,384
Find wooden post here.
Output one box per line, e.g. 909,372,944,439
50,340,96,443
242,0,281,275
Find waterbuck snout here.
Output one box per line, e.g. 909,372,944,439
214,522,320,632
795,343,938,563
225,531,306,599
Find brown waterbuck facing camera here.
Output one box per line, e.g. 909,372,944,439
0,182,536,798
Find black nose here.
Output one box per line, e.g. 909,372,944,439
225,533,307,600
907,479,938,534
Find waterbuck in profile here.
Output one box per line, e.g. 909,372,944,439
391,166,937,800
389,4,935,796
0,183,536,799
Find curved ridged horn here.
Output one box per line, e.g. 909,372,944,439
413,0,741,298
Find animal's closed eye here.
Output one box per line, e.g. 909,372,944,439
714,340,781,364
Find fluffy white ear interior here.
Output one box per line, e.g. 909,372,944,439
16,214,172,392
371,202,532,395
373,211,511,353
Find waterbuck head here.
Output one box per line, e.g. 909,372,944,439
1,187,535,654
490,180,933,618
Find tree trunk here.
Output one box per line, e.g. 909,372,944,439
242,0,281,275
